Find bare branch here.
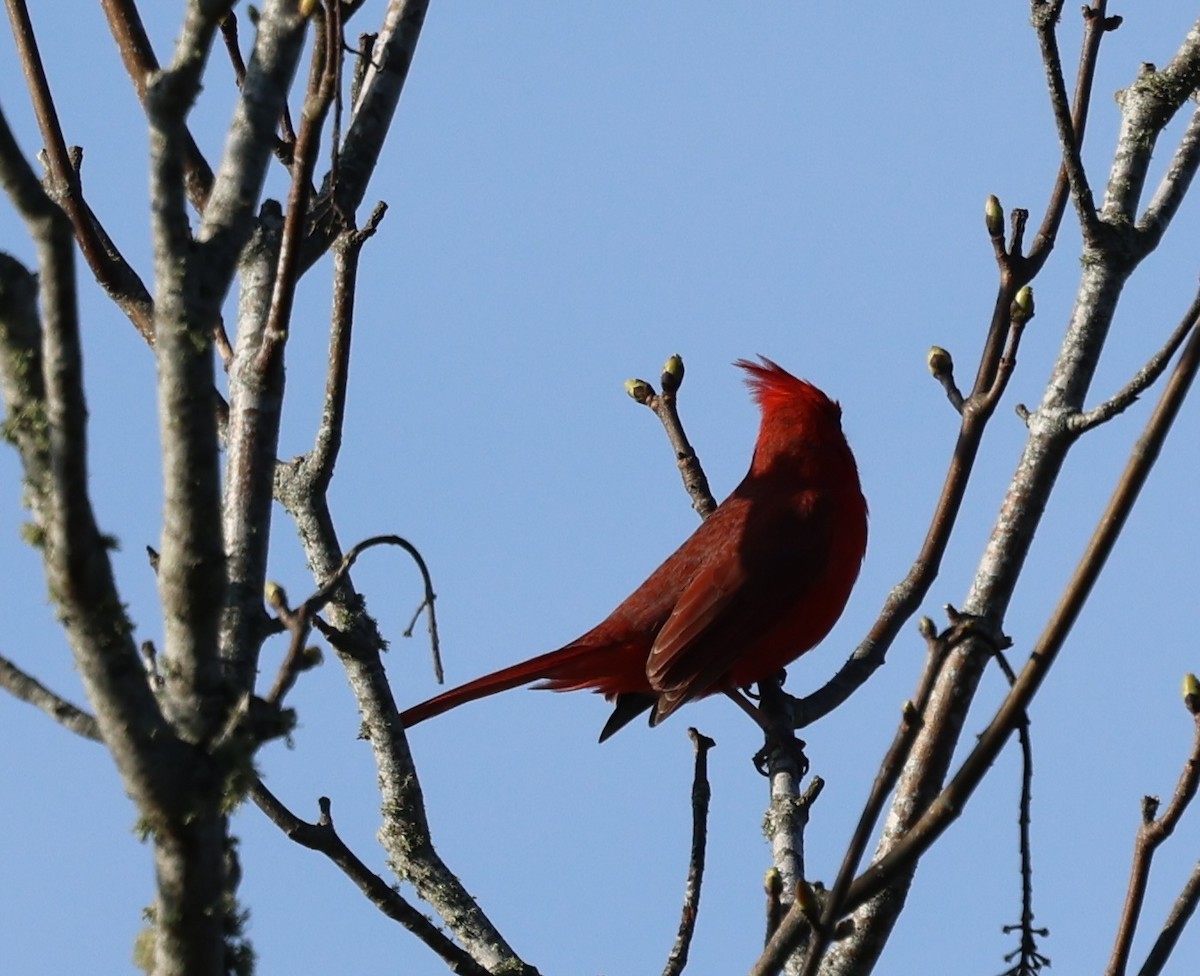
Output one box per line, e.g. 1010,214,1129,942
1136,858,1200,976
791,281,1020,730
193,0,308,296
1138,103,1200,243
281,508,529,971
1032,0,1102,242
0,652,102,742
306,533,440,679
6,0,156,339
312,0,429,254
0,112,167,767
1105,21,1200,234
311,204,388,487
845,293,1200,919
98,0,215,210
221,206,284,690
662,729,715,976
258,3,340,377
1028,2,1116,265
249,781,491,976
626,355,717,518
779,618,953,976
1073,286,1200,433
992,650,1050,976
1106,705,1200,976
147,3,233,743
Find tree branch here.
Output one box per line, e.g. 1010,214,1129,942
249,780,491,976
0,651,102,742
98,0,215,210
662,729,715,976
1106,702,1200,976
1032,0,1102,242
6,0,156,339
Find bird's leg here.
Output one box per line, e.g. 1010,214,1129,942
727,673,809,777
725,686,771,729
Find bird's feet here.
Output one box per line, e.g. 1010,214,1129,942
753,728,809,778
726,674,809,777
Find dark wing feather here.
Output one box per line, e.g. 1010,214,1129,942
645,488,832,723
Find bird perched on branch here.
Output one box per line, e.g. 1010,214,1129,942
401,357,867,741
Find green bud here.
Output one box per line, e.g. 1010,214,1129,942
1012,285,1035,321
1183,673,1200,714
660,354,685,393
299,646,324,671
265,581,287,610
985,195,1004,237
794,880,819,920
624,378,654,404
927,346,953,377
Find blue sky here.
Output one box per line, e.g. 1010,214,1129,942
2,4,1199,974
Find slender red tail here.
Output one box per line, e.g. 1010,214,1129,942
400,644,600,728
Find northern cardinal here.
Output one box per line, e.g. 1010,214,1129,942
402,357,867,740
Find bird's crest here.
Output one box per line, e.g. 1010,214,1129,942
734,356,840,419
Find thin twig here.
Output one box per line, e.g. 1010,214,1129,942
791,616,958,976
1136,857,1200,976
993,650,1050,976
662,729,715,976
626,355,718,518
927,346,964,414
248,781,491,976
220,10,296,162
98,0,214,209
7,0,156,340
1073,287,1200,433
843,300,1200,916
0,653,103,742
256,2,341,378
1027,2,1114,264
1105,704,1200,976
305,534,441,681
1032,0,1102,242
1137,104,1200,246
311,203,388,488
791,280,1022,729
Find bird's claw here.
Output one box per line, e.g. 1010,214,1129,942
753,729,809,777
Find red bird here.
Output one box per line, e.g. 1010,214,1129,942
401,357,867,741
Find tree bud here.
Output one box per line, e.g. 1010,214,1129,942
1012,285,1035,321
624,378,654,403
660,354,685,393
927,346,953,377
985,195,1004,237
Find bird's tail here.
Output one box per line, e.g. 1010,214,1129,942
400,643,605,728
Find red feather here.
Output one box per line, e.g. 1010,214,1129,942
400,357,868,739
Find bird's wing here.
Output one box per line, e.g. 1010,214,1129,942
645,490,832,722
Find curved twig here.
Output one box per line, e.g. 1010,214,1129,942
307,533,441,679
